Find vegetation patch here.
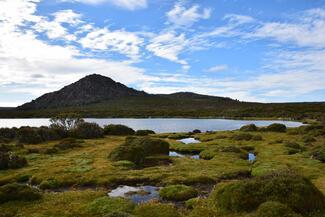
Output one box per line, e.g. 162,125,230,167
104,124,135,135
311,147,325,163
135,130,155,136
256,201,302,217
212,170,325,214
240,124,258,132
86,196,134,216
159,184,198,201
0,151,27,170
0,183,42,204
134,202,180,217
70,122,104,139
265,123,287,132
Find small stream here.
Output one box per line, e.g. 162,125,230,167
177,138,201,144
169,151,200,159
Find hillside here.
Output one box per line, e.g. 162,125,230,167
0,74,324,121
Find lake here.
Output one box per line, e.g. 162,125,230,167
0,118,303,133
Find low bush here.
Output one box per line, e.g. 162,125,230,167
125,137,169,156
240,124,258,132
159,185,198,201
192,129,201,134
135,130,155,136
104,124,135,136
213,170,325,214
199,149,217,160
0,183,42,204
54,138,83,150
134,202,180,217
71,122,103,139
17,127,43,144
0,152,27,170
232,133,253,141
86,196,134,216
311,147,325,163
108,143,145,166
0,128,16,140
39,178,60,190
256,201,302,217
266,123,287,132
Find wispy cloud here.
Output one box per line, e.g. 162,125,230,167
205,64,228,73
61,0,147,10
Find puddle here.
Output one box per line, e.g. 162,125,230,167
169,151,200,159
177,138,201,144
248,153,256,162
108,185,160,204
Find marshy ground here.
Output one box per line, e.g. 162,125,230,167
0,123,324,217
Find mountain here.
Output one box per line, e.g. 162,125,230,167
19,74,148,109
6,74,324,121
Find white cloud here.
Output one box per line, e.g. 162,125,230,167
79,28,143,60
166,1,211,27
61,0,147,10
205,64,228,73
146,31,188,65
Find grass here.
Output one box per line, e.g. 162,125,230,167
0,125,324,216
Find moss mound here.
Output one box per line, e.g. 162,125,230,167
240,124,258,132
108,143,145,166
54,138,83,150
104,211,134,217
135,130,155,136
213,170,325,214
0,183,42,204
232,133,253,141
134,203,180,217
0,152,27,170
159,185,198,201
311,147,325,163
86,196,134,216
266,123,287,132
189,206,218,217
104,124,135,135
71,122,103,139
256,201,302,217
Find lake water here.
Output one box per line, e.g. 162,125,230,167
0,118,302,133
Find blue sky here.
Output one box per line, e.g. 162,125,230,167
0,0,325,106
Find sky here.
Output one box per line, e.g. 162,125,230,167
1,0,325,106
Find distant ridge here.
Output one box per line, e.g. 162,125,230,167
19,74,238,110
19,74,148,109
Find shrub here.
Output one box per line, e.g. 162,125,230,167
0,128,16,140
71,122,103,139
54,138,83,150
252,135,263,141
135,130,155,136
86,196,134,216
37,126,64,141
0,183,42,204
159,185,198,201
108,143,145,166
240,124,258,132
192,129,201,134
134,202,180,217
199,149,216,160
17,127,43,144
232,133,253,141
0,152,27,170
256,201,302,217
104,212,134,217
104,124,135,135
311,147,325,163
125,137,169,156
266,123,287,132
213,170,325,214
39,178,60,190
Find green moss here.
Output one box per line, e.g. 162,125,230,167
212,170,325,214
104,124,135,135
108,142,145,166
199,149,217,160
159,184,198,201
189,206,218,217
0,183,42,204
86,196,134,216
240,124,258,132
232,133,253,141
112,160,136,169
39,178,60,190
256,201,302,217
134,202,180,217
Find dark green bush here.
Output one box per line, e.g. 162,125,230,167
86,196,134,216
17,127,43,144
108,143,145,166
126,137,169,156
71,122,103,139
199,149,217,160
0,128,16,140
135,130,155,136
266,123,287,132
54,138,83,150
240,124,258,132
232,133,253,141
0,152,27,170
303,136,316,143
256,201,302,217
192,129,201,134
39,178,60,190
159,185,198,201
311,147,325,163
134,202,180,217
0,183,42,204
104,124,135,135
213,170,325,214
